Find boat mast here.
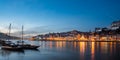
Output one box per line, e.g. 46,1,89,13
21,25,24,44
8,23,11,41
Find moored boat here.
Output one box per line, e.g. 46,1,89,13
17,25,40,49
1,42,23,51
1,24,23,51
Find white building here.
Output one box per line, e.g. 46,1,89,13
111,20,120,30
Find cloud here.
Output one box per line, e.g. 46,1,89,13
11,24,81,38
12,25,54,37
0,24,20,34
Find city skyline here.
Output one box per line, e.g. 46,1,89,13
0,0,120,36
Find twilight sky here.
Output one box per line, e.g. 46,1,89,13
0,0,120,36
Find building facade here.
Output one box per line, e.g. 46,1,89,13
111,20,120,30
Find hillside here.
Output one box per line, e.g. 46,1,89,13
0,32,20,40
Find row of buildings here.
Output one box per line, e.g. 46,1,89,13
31,20,120,41
95,20,120,32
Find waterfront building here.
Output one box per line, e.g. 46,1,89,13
33,20,120,41
111,20,120,30
95,28,102,32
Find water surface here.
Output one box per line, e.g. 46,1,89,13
0,40,120,60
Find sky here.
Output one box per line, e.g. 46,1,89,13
0,0,120,36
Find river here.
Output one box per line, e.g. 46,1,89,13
0,40,120,60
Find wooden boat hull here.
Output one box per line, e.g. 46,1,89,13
22,45,39,49
18,44,40,49
1,46,23,51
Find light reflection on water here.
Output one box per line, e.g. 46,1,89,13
0,40,120,60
